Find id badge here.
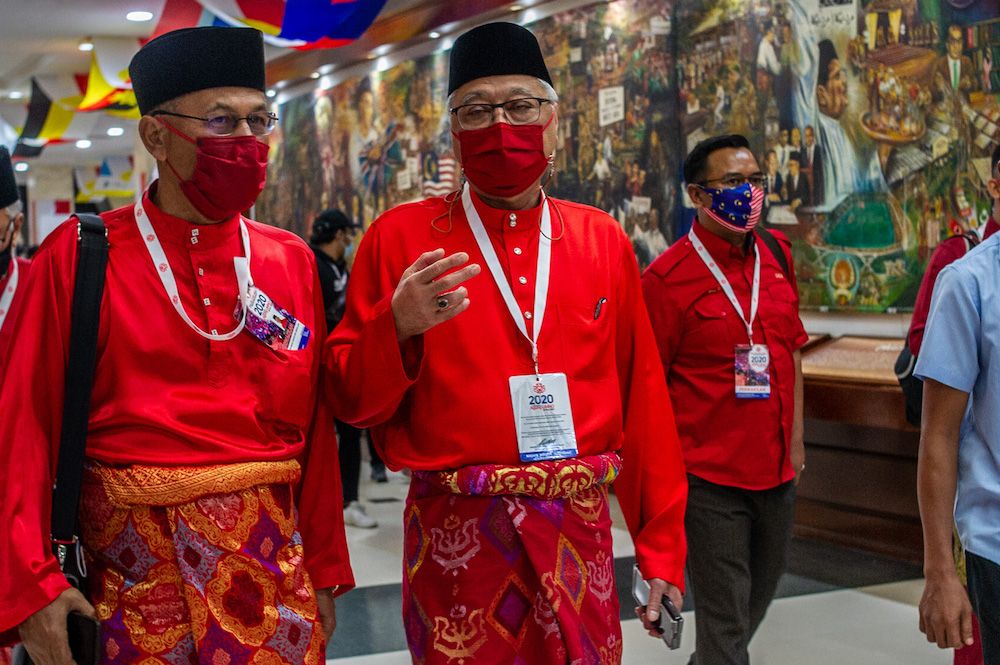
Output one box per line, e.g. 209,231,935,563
735,344,770,399
508,372,579,462
235,286,311,351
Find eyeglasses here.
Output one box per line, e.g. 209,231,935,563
699,175,765,190
450,97,553,130
149,110,279,136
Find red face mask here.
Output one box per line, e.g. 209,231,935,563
157,119,269,221
454,115,554,198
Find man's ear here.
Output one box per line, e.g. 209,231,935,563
12,212,24,238
138,116,168,162
687,183,709,209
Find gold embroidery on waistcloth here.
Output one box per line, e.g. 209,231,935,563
183,585,210,644
133,505,177,561
404,504,429,583
93,567,124,622
303,626,324,665
79,480,129,551
178,490,261,553
251,650,285,665
435,455,619,500
121,563,191,654
205,554,280,647
276,543,319,621
487,573,534,648
540,572,562,613
258,485,297,540
136,657,166,665
599,633,623,665
567,486,607,523
87,459,301,507
432,607,487,661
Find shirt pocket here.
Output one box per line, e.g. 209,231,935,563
763,283,801,338
556,303,615,382
253,344,315,428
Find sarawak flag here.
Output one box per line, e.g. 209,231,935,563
79,38,141,117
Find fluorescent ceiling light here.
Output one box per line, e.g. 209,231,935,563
126,11,154,22
75,139,92,149
107,127,125,137
510,4,524,11
14,163,28,173
266,89,276,98
310,71,320,79
429,31,441,39
8,91,23,100
79,40,94,52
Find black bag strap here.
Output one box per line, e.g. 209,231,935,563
50,214,108,568
755,226,791,281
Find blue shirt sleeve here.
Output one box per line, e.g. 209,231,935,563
914,264,980,393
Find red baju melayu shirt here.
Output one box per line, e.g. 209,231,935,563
0,256,30,377
641,222,808,490
0,186,353,637
908,218,999,355
324,190,688,586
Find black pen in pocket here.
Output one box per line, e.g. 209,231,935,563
594,297,608,319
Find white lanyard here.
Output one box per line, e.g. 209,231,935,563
0,257,18,329
135,197,252,341
462,187,552,375
689,225,760,344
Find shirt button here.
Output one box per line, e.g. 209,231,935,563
191,236,199,245
514,247,522,255
198,268,204,276
519,276,527,285
203,298,211,306
524,311,532,319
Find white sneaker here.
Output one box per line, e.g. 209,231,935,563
343,500,377,528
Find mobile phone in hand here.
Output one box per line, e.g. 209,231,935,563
631,563,683,650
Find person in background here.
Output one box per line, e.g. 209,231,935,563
325,21,688,665
917,144,1000,665
643,134,806,665
309,208,385,531
0,27,353,665
0,146,29,379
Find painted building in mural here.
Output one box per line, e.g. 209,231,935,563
257,0,1000,313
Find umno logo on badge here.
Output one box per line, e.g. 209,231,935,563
533,382,546,394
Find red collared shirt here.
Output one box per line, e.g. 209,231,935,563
642,222,808,490
908,218,999,355
0,184,353,638
325,189,689,587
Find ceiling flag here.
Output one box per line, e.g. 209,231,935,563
79,39,142,117
15,76,99,156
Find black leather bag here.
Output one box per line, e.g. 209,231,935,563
11,215,107,665
894,344,922,428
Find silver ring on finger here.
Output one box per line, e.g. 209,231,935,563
437,296,449,309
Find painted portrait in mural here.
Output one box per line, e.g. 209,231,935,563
259,0,999,310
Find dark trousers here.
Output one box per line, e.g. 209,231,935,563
685,474,796,665
336,419,383,504
966,551,1000,665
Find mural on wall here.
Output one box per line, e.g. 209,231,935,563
676,0,1000,310
258,0,1000,311
256,0,679,273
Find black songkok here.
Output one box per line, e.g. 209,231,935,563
129,27,267,115
0,147,18,210
448,22,552,95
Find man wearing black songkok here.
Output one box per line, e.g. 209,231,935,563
325,21,688,664
0,26,353,665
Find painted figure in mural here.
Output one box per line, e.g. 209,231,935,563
917,144,1000,663
324,21,688,665
802,124,823,205
642,134,806,665
933,25,976,101
784,151,810,210
756,23,782,92
0,26,353,664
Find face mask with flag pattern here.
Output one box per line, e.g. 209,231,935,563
697,182,765,234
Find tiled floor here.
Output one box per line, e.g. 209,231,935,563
326,464,952,665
